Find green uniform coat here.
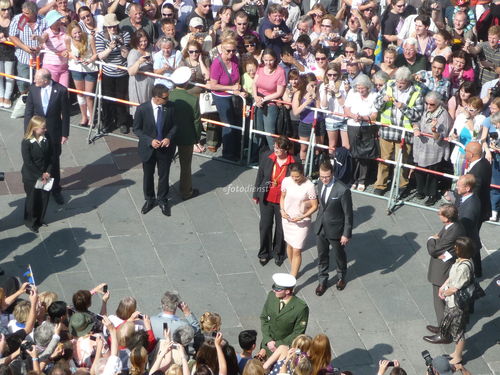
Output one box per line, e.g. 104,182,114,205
259,291,309,354
169,88,201,146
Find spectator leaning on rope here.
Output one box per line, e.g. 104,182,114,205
373,66,424,197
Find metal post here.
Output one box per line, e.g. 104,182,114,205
386,129,406,214
246,105,255,165
304,110,318,178
239,95,247,163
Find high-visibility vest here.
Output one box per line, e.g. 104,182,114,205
379,82,421,130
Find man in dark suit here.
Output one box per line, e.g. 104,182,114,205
314,161,353,296
456,174,482,275
423,204,465,344
24,69,70,205
133,84,177,216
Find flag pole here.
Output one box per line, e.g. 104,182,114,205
28,264,36,287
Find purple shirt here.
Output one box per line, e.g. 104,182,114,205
210,56,240,97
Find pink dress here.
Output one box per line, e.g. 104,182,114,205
281,176,317,249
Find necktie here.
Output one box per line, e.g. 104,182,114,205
42,88,49,115
156,105,163,141
279,300,285,312
321,186,327,206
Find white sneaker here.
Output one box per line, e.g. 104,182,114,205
490,211,498,222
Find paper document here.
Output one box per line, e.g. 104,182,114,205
35,178,54,191
441,251,453,262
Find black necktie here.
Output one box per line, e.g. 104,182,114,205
156,106,163,140
321,186,327,206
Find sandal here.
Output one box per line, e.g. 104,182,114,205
194,143,206,153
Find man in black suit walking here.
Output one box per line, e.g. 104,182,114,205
464,142,492,277
423,204,465,344
455,174,482,271
133,84,177,216
314,162,353,296
24,69,70,205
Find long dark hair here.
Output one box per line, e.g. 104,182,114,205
297,73,317,101
454,81,476,107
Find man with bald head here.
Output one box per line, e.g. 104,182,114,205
24,68,70,205
463,142,492,277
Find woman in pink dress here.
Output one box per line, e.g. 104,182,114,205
280,163,318,278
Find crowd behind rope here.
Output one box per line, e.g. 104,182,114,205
1,0,499,219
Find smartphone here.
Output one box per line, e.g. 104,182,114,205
90,335,97,341
138,314,144,320
103,284,108,293
387,362,395,367
453,128,458,135
163,322,168,331
95,315,104,321
211,331,217,337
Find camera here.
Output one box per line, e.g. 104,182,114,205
20,341,34,359
491,83,500,98
112,35,123,47
278,30,286,37
422,350,435,375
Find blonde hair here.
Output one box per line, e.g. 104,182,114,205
24,116,47,140
39,291,58,310
242,359,265,375
115,297,137,320
67,21,88,57
292,334,312,353
199,312,221,333
117,321,135,347
13,300,31,323
129,346,147,375
166,364,183,375
293,356,312,375
220,38,237,48
0,0,10,9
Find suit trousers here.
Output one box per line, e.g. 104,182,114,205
415,162,441,198
24,182,50,227
473,221,483,277
375,138,412,190
102,74,130,130
142,146,175,203
258,199,285,260
178,144,194,199
50,141,62,193
317,230,347,285
432,284,445,325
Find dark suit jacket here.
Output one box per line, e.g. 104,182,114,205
133,101,177,162
253,151,300,201
24,81,70,143
301,0,338,14
468,157,493,221
427,221,466,286
21,137,53,185
314,179,353,240
457,194,482,251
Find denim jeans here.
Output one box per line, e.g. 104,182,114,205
0,61,15,100
254,104,278,151
17,61,31,93
212,94,240,158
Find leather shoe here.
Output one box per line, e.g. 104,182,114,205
426,325,440,334
315,284,327,296
159,202,171,216
52,192,64,205
415,192,426,199
425,196,439,206
336,279,347,291
398,186,412,200
259,257,270,266
182,188,199,201
274,257,285,266
423,334,453,344
141,200,155,215
373,188,385,196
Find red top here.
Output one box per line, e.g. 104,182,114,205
265,153,296,204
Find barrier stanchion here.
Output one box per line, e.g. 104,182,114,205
246,104,256,165
386,130,406,215
239,96,247,162
304,111,318,178
0,72,31,83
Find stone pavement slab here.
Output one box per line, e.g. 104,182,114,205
1,110,499,375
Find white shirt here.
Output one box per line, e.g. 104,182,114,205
151,100,163,123
41,83,52,115
445,222,454,230
320,179,334,204
461,193,473,204
465,158,481,174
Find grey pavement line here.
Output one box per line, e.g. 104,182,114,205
218,271,256,276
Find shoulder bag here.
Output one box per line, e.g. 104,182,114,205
455,260,485,311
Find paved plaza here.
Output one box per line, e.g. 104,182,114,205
0,109,499,375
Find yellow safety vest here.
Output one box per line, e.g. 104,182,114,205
380,82,421,130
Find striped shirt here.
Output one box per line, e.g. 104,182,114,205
95,31,131,77
9,15,47,65
478,41,500,85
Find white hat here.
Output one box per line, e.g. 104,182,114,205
272,273,296,288
171,66,192,85
45,10,63,27
189,17,204,28
103,13,120,27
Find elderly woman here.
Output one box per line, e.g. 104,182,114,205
95,13,132,134
427,236,475,364
153,36,182,91
253,136,299,266
127,29,154,115
344,75,378,191
372,70,390,92
412,91,453,206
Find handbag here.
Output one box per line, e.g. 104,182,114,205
350,124,380,160
199,92,217,114
11,94,28,119
455,261,485,311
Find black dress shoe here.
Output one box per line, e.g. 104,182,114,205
274,257,285,266
141,200,155,214
120,125,130,134
259,257,270,266
182,188,199,201
416,192,426,199
336,279,347,291
159,202,171,216
426,325,440,334
25,224,39,233
373,188,385,196
425,196,439,206
423,334,453,344
398,186,412,199
52,192,64,205
315,284,327,296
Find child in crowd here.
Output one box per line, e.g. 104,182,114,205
237,329,258,373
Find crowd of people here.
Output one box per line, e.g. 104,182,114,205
1,0,499,218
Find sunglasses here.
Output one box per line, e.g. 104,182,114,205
81,14,92,19
315,57,327,61
188,50,200,54
272,284,285,292
106,25,118,28
345,50,355,53
201,4,212,7
244,43,256,47
162,13,173,17
1,7,10,11
225,49,236,53
236,22,248,26
327,73,338,77
321,24,332,27
425,102,437,106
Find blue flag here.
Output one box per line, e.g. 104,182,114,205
23,266,35,284
374,33,383,65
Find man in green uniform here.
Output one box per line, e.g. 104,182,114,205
259,273,309,356
169,67,202,201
